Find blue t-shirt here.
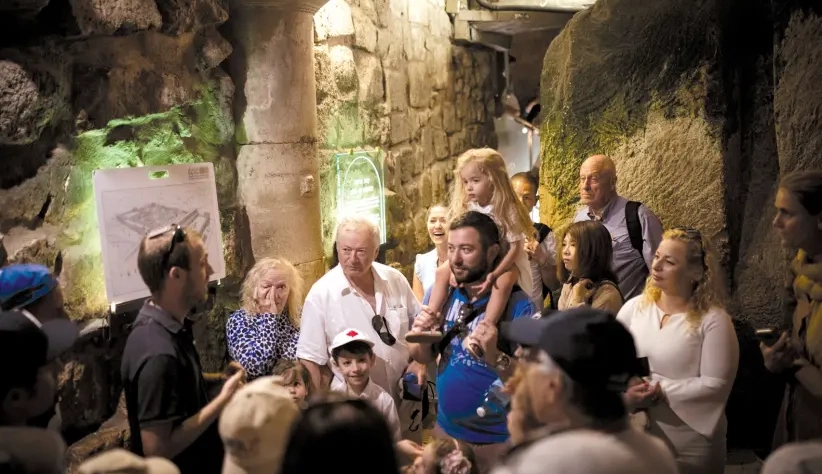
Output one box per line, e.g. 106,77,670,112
432,288,534,444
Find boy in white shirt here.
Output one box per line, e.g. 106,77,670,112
330,328,403,440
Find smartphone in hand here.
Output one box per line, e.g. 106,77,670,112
755,328,781,347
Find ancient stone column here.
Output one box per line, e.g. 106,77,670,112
229,0,328,284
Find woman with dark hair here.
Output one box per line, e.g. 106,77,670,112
763,169,822,446
281,393,401,474
556,220,623,313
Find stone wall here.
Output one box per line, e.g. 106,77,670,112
0,0,239,460
312,0,498,276
538,0,822,451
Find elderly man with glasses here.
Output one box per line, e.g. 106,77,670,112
574,155,664,299
408,211,535,474
297,216,425,400
121,226,246,474
490,308,678,474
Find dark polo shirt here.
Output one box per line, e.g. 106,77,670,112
121,301,223,474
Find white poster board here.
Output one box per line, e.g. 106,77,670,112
93,163,226,306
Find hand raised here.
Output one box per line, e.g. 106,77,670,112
412,306,441,332
761,332,795,373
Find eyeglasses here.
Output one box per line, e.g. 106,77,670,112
371,314,397,346
148,224,186,271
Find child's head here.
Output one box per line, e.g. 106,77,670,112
450,148,533,236
272,359,310,405
557,220,617,283
330,329,376,388
413,439,477,474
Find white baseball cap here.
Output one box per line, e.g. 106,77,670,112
330,328,375,351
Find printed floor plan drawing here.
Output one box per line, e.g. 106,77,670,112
94,164,226,305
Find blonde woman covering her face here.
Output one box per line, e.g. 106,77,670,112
617,228,739,474
226,258,305,380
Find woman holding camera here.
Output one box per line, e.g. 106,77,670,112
763,170,822,446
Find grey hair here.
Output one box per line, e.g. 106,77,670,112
534,351,574,400
335,216,380,248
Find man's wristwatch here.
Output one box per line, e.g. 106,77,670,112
495,352,512,371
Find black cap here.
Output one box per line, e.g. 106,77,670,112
0,311,79,366
502,307,639,392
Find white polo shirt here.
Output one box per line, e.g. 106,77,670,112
332,378,402,442
296,263,421,400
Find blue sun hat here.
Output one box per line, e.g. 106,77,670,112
0,264,59,311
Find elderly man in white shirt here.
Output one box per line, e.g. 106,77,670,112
297,216,424,400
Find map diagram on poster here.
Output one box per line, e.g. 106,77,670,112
335,150,386,243
93,163,226,306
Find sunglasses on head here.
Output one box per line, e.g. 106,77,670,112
371,314,396,346
673,226,701,239
673,226,706,260
148,224,187,271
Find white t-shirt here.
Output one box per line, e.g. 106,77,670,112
492,427,678,474
296,263,422,400
414,248,438,295
332,378,402,442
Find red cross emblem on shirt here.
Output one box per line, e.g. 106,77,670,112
346,330,359,337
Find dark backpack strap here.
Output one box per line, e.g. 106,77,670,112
625,201,643,255
533,223,551,243
436,284,524,356
437,289,488,356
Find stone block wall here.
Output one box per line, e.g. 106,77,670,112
538,0,822,451
313,0,498,277
0,0,240,459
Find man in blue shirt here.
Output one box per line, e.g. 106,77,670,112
409,211,535,473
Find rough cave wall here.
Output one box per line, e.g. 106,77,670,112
0,0,240,462
539,0,822,451
313,0,498,278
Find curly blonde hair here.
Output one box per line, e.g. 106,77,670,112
240,257,304,327
642,228,728,330
448,148,534,240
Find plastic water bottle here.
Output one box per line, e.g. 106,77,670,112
476,379,510,417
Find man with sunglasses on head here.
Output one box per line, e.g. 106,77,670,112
407,211,535,474
297,216,424,401
121,226,245,474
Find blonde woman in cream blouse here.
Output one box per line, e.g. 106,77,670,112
616,228,739,474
